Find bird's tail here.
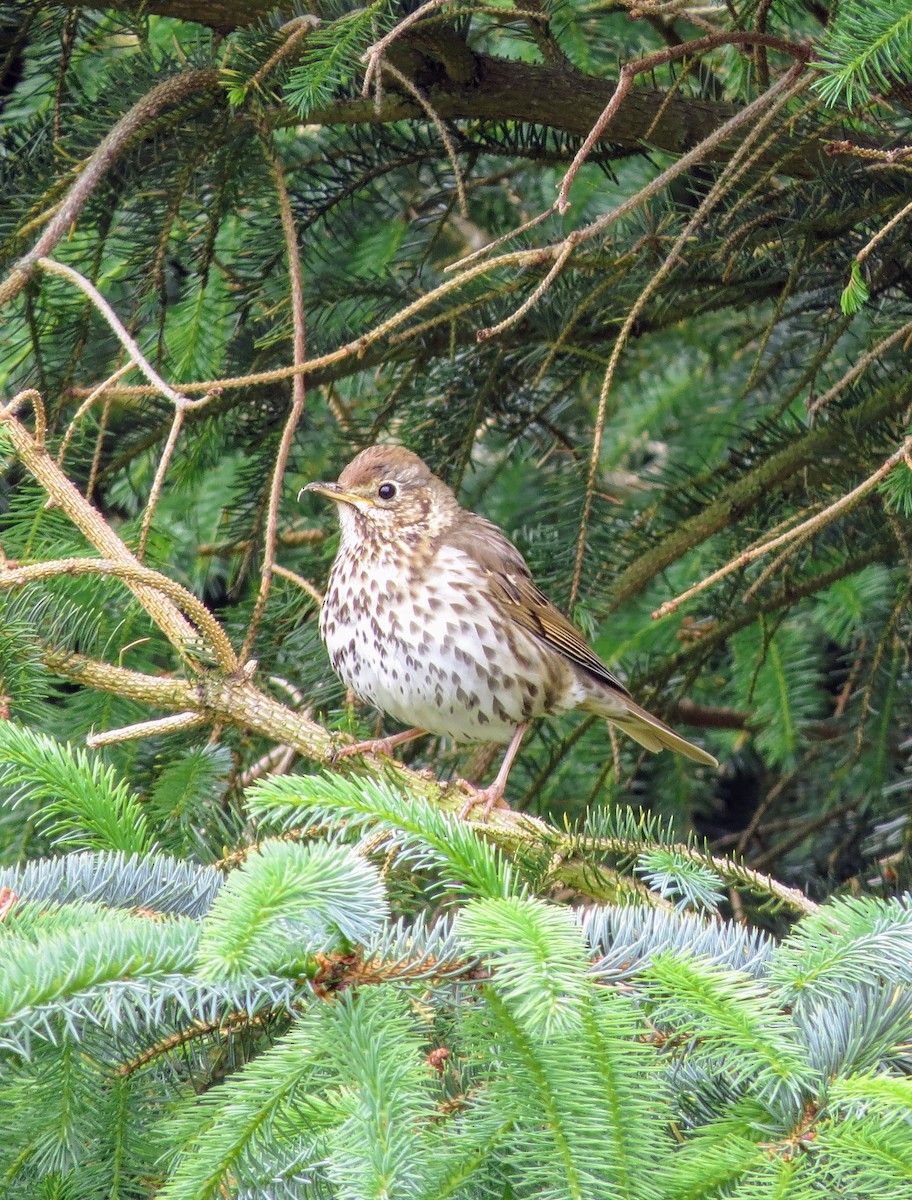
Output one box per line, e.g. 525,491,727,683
602,697,719,768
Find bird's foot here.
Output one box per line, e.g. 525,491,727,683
458,783,512,822
333,727,426,763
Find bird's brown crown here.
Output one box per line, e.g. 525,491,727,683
338,445,435,492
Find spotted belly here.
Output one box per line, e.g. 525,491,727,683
320,547,573,743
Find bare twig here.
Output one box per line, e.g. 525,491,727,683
238,743,299,787
858,199,912,266
36,259,197,410
360,0,451,94
239,137,309,664
556,32,810,214
273,562,323,605
476,240,575,341
86,711,208,747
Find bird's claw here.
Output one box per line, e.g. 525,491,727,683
458,785,512,822
333,734,400,762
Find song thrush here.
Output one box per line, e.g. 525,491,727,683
305,445,717,818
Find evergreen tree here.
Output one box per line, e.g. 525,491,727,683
2,1,912,1194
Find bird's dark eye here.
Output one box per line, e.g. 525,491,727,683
378,482,397,501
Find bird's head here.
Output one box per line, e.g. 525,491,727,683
302,445,459,543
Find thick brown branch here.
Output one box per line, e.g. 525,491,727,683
304,53,824,178
43,1,827,179
51,0,297,30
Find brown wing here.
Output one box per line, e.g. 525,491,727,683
444,513,631,698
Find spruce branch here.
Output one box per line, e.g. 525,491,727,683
570,62,812,607
0,558,237,673
27,646,805,910
652,433,912,621
605,381,912,609
572,832,819,916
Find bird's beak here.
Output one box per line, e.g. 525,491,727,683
299,481,375,508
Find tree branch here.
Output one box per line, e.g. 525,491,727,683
605,380,912,611
303,53,824,179
42,2,831,179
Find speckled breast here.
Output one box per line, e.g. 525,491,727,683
320,541,572,743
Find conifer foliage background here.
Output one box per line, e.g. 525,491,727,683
2,1,912,1196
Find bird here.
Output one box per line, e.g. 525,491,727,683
304,445,718,819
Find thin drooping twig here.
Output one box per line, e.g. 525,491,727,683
652,433,912,620
36,259,198,410
479,58,811,354
569,62,810,607
138,407,186,560
556,67,636,214
0,69,220,308
57,359,137,466
807,318,912,416
555,32,810,214
239,138,309,666
740,518,823,603
272,563,323,605
856,198,912,266
70,243,549,413
378,60,468,218
476,240,576,341
360,0,450,95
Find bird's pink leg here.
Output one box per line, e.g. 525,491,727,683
459,724,528,821
335,727,427,761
